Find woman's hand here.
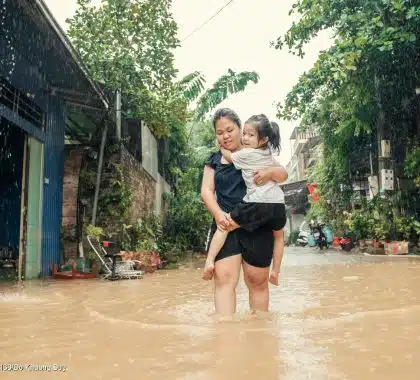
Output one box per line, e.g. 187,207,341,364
215,210,232,231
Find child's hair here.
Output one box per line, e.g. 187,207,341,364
245,114,281,154
269,121,281,154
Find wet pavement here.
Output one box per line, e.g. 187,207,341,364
1,247,420,379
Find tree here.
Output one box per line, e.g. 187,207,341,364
180,69,259,121
276,0,420,220
67,0,188,137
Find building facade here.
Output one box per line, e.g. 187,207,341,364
0,0,107,279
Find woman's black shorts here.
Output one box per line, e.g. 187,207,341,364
206,222,275,268
230,202,286,232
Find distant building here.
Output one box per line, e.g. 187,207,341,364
286,126,322,182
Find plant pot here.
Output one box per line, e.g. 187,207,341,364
365,239,373,247
384,241,409,255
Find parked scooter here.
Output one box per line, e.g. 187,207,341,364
296,230,309,246
296,220,310,246
309,220,329,250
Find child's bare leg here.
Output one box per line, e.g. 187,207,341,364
203,218,240,280
269,229,284,286
203,229,229,280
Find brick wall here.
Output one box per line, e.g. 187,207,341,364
62,147,83,260
120,146,156,222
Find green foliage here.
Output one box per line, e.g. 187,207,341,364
193,69,259,121
343,208,375,240
305,200,329,224
67,0,187,137
120,215,191,264
277,0,420,233
289,229,300,245
337,196,420,241
121,216,162,252
276,0,420,132
404,146,420,186
164,166,213,248
86,224,104,238
78,139,133,243
160,119,218,252
177,71,206,102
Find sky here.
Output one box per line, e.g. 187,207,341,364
44,0,331,164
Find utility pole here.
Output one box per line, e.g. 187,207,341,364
116,89,121,141
91,123,108,226
374,71,391,195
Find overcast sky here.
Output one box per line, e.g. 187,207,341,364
44,0,331,164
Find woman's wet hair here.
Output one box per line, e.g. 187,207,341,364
245,114,281,153
212,108,241,129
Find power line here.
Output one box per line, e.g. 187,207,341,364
181,0,236,42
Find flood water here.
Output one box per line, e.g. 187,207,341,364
1,247,420,379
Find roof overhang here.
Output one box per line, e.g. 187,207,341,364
17,0,109,111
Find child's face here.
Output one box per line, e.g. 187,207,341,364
241,124,267,148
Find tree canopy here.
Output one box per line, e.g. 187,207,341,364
67,0,187,137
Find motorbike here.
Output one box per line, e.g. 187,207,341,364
296,229,309,246
309,220,329,250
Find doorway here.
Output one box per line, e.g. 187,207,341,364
0,118,44,281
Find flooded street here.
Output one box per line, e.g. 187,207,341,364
1,248,420,380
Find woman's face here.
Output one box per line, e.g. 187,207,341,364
215,117,241,152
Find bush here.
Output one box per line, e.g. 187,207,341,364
289,229,300,245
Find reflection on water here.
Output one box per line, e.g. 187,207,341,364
1,248,420,379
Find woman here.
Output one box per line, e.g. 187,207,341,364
201,108,288,315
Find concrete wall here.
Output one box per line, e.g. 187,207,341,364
120,146,156,222
155,173,171,218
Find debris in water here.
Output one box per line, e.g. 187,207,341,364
343,276,360,281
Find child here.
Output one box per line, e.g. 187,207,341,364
203,114,286,286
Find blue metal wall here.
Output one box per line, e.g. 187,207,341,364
1,0,66,277
0,97,66,278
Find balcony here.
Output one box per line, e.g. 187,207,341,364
292,130,319,156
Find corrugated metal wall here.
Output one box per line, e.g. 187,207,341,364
0,86,66,278
41,96,65,276
1,0,107,277
1,0,66,277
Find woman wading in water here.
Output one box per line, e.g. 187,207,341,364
201,108,288,315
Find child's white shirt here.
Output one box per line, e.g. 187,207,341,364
231,148,285,204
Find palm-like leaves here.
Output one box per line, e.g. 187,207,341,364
195,69,259,121
178,69,260,121
177,71,206,102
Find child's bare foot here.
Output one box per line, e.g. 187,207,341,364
202,262,215,280
269,271,279,286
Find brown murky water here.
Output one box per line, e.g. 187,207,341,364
1,248,420,379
